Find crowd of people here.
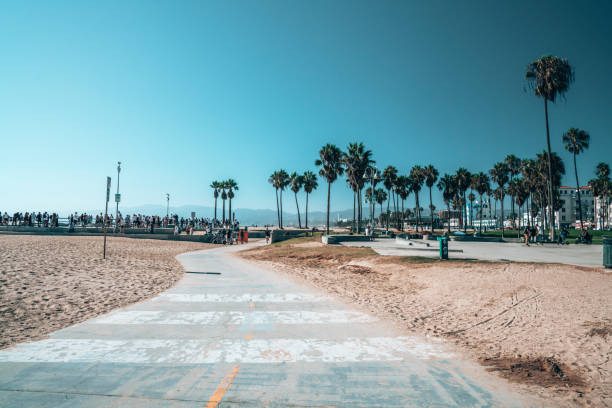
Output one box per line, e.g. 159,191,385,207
1,211,240,234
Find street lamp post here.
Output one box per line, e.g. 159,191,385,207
364,166,380,229
115,161,121,230
166,193,170,218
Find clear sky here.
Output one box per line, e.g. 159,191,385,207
1,1,611,215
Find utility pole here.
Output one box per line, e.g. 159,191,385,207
115,161,121,230
166,193,170,218
103,177,111,259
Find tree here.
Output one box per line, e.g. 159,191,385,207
563,128,590,230
489,162,509,238
225,179,238,223
526,55,574,241
395,175,410,231
268,172,281,227
289,172,304,228
374,188,387,226
302,171,318,229
220,181,228,223
437,174,455,233
453,167,472,232
589,163,611,230
506,178,523,236
505,154,522,227
343,143,374,234
472,172,490,234
423,165,439,232
210,181,221,221
278,170,290,228
315,144,344,235
409,166,425,232
382,166,398,232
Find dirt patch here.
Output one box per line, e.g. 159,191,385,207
584,320,612,338
338,264,374,275
481,356,586,390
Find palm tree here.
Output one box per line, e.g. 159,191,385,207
210,181,221,221
225,179,238,223
342,143,374,234
423,165,439,232
382,166,398,232
374,188,387,226
395,175,410,231
409,166,425,232
505,154,522,227
289,172,304,228
220,181,228,224
526,55,574,241
563,128,590,230
315,144,344,235
453,168,471,232
437,174,455,233
506,178,523,237
468,192,476,228
278,170,290,228
302,171,318,229
489,162,509,238
268,171,282,228
472,172,490,234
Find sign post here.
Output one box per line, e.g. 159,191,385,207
104,177,111,259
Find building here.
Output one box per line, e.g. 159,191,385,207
555,186,595,229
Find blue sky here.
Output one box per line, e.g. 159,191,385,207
1,1,611,215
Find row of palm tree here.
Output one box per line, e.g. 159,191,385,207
268,170,318,229
589,163,612,230
209,179,238,223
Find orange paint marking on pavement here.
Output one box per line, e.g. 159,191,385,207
205,366,240,408
245,334,253,340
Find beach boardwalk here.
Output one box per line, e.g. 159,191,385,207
0,245,535,407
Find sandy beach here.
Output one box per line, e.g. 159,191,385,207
0,235,214,349
240,239,612,407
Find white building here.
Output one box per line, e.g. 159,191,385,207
595,195,611,230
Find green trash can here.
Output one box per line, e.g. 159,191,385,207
437,237,449,260
604,236,612,269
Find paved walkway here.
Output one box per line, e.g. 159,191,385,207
0,245,539,407
342,239,604,267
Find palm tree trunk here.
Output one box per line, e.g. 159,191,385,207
386,189,390,232
305,193,309,229
275,188,280,228
222,199,226,224
463,193,467,232
357,189,362,234
214,197,218,220
280,190,284,229
479,194,483,234
294,192,302,229
573,152,584,230
500,194,505,239
429,186,433,233
447,202,451,233
353,191,356,233
544,99,556,241
401,199,405,231
326,182,331,235
229,196,232,223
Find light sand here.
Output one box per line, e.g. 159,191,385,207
241,242,612,407
0,235,214,349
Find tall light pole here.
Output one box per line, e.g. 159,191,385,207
364,166,380,229
166,193,170,218
115,161,121,229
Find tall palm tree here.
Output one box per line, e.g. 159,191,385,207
289,172,304,228
453,168,472,232
268,171,282,228
395,175,410,231
489,162,509,238
315,144,344,235
409,166,425,232
563,128,590,230
210,181,221,221
278,170,290,228
505,154,522,227
374,188,387,226
382,166,398,232
225,179,238,223
423,165,439,232
590,163,611,229
437,174,455,233
302,171,318,229
220,181,228,223
342,143,373,233
472,172,490,234
506,178,523,236
526,55,574,241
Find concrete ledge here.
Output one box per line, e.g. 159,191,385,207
322,235,372,245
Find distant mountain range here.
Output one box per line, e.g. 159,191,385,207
98,204,361,227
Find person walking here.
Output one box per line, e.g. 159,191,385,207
523,226,530,246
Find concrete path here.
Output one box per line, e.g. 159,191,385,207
342,239,603,268
0,245,540,407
